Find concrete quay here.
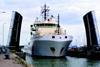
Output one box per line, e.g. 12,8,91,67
0,53,26,67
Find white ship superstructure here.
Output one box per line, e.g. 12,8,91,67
23,4,73,57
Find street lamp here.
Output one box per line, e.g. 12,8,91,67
0,11,7,46
0,11,11,46
3,23,6,46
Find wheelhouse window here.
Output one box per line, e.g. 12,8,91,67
34,23,57,27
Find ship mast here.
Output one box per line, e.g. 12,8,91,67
57,14,60,35
41,4,49,20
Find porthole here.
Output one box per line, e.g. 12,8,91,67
52,36,55,38
65,36,67,38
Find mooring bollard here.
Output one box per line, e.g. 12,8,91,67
4,47,10,59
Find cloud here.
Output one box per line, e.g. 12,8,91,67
0,0,100,46
61,23,86,46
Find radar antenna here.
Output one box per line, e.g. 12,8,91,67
41,4,49,20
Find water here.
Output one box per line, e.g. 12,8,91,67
25,55,100,67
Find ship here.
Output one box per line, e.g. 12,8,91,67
23,4,73,57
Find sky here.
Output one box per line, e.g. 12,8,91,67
0,0,100,46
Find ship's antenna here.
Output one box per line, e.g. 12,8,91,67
41,4,49,20
57,14,60,35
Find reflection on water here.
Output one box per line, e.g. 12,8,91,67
87,59,100,67
66,57,87,67
33,58,67,67
25,55,100,67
